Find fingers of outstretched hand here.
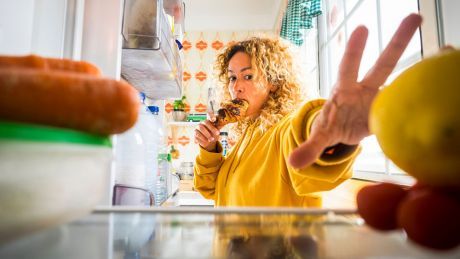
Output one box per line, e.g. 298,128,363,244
289,129,330,169
337,26,369,85
362,13,422,87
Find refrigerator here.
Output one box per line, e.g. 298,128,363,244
0,0,183,206
1,1,460,258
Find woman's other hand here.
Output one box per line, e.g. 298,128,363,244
289,13,422,169
195,120,221,152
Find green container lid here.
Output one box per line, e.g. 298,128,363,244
0,120,111,147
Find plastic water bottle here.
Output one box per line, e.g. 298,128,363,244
114,93,145,188
147,105,169,206
166,153,173,196
113,92,157,205
147,105,164,192
155,153,169,206
147,106,164,145
140,101,158,195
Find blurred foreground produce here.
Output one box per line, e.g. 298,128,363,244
358,49,460,250
0,54,137,244
370,49,460,186
356,182,407,231
0,54,139,135
397,186,460,250
0,54,101,76
357,182,460,250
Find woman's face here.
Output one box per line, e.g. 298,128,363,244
227,51,271,119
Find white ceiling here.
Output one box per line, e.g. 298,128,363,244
183,0,284,31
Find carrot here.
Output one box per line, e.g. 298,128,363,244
0,68,139,135
0,54,101,76
46,58,101,76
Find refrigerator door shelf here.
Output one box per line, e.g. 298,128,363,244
121,0,182,100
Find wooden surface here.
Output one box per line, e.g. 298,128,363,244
173,178,374,208
322,179,374,209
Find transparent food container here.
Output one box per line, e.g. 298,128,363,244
0,121,112,244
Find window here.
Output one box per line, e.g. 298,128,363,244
298,22,320,99
317,0,422,184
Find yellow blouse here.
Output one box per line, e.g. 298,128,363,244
193,99,361,207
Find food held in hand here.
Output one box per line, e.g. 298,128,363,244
397,187,460,250
214,99,249,128
356,182,408,231
370,49,460,186
0,68,139,135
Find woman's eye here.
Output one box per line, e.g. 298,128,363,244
244,74,253,80
228,76,236,82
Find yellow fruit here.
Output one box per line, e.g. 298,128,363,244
370,50,460,186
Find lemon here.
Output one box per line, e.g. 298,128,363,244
370,50,460,186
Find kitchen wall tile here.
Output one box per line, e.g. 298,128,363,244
167,30,274,163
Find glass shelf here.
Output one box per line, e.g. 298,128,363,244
2,208,459,258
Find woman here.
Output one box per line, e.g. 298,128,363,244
194,14,422,207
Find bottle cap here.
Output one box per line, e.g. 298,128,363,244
147,106,158,113
139,92,146,103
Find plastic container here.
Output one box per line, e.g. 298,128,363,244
113,93,157,204
121,0,182,99
148,105,165,192
0,120,112,244
178,162,194,180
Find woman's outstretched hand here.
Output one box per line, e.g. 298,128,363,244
289,13,422,169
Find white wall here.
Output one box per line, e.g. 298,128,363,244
31,0,67,57
0,0,68,57
0,0,124,78
81,0,123,78
0,0,35,55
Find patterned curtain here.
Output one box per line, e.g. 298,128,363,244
280,0,322,46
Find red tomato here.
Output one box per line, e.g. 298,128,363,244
411,181,460,201
356,182,408,231
397,188,460,250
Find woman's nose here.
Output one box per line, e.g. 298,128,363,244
232,79,243,94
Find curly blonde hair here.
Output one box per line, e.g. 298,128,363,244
214,37,304,137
